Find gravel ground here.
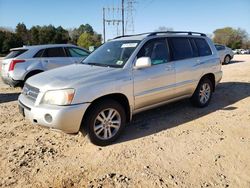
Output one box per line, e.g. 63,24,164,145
0,55,250,188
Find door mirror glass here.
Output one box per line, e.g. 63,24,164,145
134,57,152,69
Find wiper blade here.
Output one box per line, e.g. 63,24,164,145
84,62,108,67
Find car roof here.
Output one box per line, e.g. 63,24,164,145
10,44,80,51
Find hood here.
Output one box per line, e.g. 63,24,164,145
26,64,126,92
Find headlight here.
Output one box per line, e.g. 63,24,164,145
41,89,75,105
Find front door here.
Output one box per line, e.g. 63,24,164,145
133,38,176,110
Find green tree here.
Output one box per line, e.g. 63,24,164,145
77,32,101,49
16,22,29,44
54,26,70,44
70,24,94,44
29,26,40,44
2,32,23,53
213,27,248,49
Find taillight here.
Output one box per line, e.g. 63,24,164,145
9,59,25,71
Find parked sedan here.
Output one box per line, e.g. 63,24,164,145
1,44,90,87
215,44,234,64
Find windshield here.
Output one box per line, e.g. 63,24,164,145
82,40,140,68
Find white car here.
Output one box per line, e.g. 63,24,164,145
1,44,90,87
215,44,234,64
240,49,249,54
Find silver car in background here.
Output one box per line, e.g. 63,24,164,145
215,44,234,64
18,31,222,146
1,44,90,87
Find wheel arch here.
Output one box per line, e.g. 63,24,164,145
199,73,215,92
24,69,44,81
82,93,131,128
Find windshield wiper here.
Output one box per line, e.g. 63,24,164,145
84,62,121,68
84,62,109,67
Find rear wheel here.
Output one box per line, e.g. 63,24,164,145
223,55,231,65
85,99,126,146
190,78,213,107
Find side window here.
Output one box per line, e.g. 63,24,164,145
189,39,199,57
215,45,225,51
33,49,45,58
137,38,168,65
194,38,212,56
67,47,89,57
169,37,193,61
43,47,67,57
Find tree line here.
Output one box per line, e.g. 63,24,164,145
1,23,249,55
0,23,102,55
213,27,250,49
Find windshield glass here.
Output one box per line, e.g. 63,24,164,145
82,40,140,68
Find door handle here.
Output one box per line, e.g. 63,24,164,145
44,60,49,63
165,65,173,71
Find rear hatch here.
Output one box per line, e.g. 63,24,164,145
1,49,27,78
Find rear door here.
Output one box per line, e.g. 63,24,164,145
41,47,71,70
65,47,89,64
168,37,201,97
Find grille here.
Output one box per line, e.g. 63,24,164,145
22,83,40,101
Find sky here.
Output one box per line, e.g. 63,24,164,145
0,0,249,40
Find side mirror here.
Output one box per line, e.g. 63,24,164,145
134,57,151,69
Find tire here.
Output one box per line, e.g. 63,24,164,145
190,78,213,108
85,99,126,146
223,55,231,65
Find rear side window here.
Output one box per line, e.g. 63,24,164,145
33,49,45,58
43,47,66,57
215,45,225,51
194,38,212,56
169,38,193,61
137,38,169,65
5,49,27,59
67,47,89,57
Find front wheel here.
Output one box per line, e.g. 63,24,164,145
85,99,126,146
190,78,213,108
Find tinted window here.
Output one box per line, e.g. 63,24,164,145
33,49,45,58
215,45,225,51
194,38,212,56
169,38,193,61
67,47,89,57
5,49,27,59
189,39,199,57
43,47,66,57
137,38,168,65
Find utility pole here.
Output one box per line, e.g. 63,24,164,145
102,0,136,41
125,0,136,34
103,7,106,42
122,0,125,36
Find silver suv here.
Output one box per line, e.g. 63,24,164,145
1,44,89,87
18,31,222,146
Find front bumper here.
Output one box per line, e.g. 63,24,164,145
18,94,90,133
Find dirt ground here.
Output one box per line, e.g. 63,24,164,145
0,55,249,188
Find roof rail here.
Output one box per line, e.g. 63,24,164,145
113,31,206,40
113,32,152,39
147,31,206,37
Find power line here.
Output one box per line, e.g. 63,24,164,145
102,0,136,42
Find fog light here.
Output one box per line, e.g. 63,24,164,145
44,114,52,123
